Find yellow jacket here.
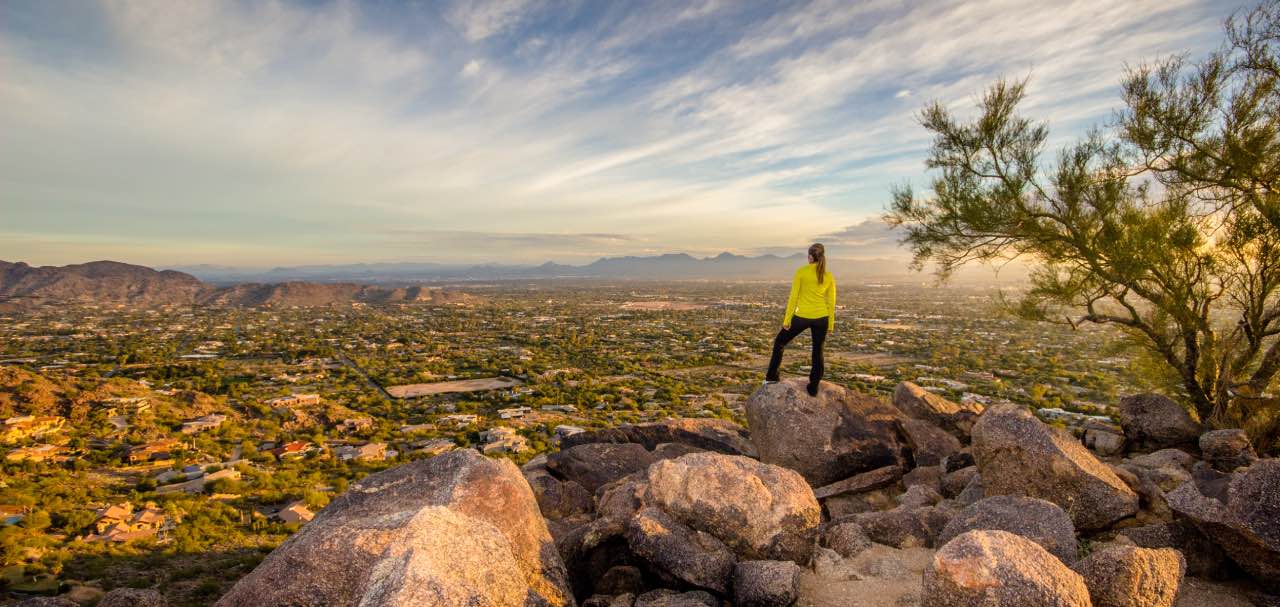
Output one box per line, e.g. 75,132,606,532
784,263,836,329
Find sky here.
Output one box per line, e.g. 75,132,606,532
0,0,1248,267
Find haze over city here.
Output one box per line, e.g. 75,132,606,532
1,0,1243,267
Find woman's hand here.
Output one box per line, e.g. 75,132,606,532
782,322,791,330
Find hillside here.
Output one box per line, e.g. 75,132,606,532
0,260,477,308
0,261,206,307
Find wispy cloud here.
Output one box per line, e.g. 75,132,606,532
0,0,1246,266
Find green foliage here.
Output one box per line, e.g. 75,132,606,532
887,3,1280,444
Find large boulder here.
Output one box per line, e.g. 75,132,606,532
1199,429,1258,472
547,443,657,493
1117,393,1201,451
972,403,1138,530
938,495,1078,564
892,381,983,438
643,452,820,563
746,379,906,486
1167,458,1280,587
216,450,573,607
1072,545,1185,607
923,530,1091,607
560,418,756,457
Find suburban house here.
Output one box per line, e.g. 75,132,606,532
334,442,390,462
497,406,532,420
410,438,455,457
439,414,479,427
180,413,227,434
126,439,182,464
1,415,66,444
5,443,71,463
336,417,373,433
272,501,315,524
156,467,241,494
85,502,171,543
266,394,321,408
268,440,313,459
479,427,529,454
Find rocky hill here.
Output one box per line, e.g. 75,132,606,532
190,379,1277,607
0,260,477,308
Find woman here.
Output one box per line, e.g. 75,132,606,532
765,243,836,396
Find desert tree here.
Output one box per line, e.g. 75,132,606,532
886,2,1280,447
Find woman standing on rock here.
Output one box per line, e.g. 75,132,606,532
765,243,836,396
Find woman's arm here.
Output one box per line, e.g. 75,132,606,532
826,275,836,330
783,270,800,327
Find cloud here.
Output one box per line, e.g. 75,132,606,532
444,0,540,42
814,219,906,259
0,0,1250,267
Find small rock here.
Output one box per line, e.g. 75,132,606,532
625,507,735,594
813,465,903,500
1116,521,1230,578
900,418,962,467
12,599,79,607
634,589,718,607
1072,544,1185,607
583,594,635,607
1083,421,1126,456
1199,429,1257,472
93,589,166,607
942,451,975,473
733,560,801,607
897,484,943,509
893,381,984,438
1117,393,1202,451
596,565,645,596
923,529,1091,607
525,468,594,520
955,473,984,506
100,589,168,607
903,465,944,493
850,506,947,549
821,521,872,558
941,466,978,498
938,495,1078,563
1128,449,1195,471
561,418,755,457
547,443,658,493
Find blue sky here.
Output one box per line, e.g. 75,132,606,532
0,0,1246,267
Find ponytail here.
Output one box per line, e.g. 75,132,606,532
809,243,826,284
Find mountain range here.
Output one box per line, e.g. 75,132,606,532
168,252,935,284
0,260,477,309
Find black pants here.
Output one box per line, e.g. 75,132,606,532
765,315,828,388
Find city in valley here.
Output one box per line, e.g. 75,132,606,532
0,280,1144,604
